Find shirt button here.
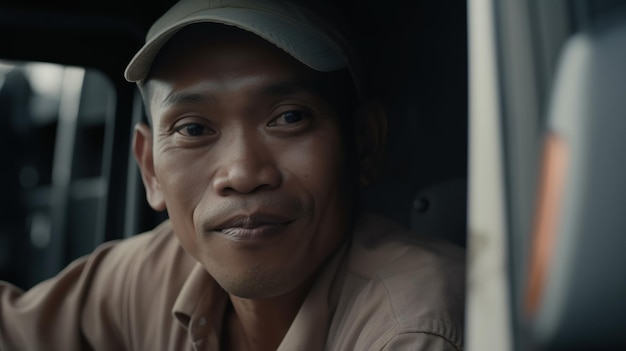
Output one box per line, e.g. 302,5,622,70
198,317,207,327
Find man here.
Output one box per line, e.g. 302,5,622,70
0,0,465,350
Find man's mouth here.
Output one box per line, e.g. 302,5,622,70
213,213,293,241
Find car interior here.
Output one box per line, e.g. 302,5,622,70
1,0,624,350
0,0,468,288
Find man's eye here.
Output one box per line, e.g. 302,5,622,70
269,111,306,126
175,123,209,137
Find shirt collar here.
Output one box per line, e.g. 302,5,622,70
277,242,349,350
172,242,350,350
172,263,229,349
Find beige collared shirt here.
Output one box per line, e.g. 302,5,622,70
0,212,465,350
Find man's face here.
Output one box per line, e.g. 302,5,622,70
137,26,354,299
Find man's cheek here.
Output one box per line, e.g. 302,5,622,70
280,137,342,175
156,161,206,213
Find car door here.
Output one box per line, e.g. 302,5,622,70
467,0,626,349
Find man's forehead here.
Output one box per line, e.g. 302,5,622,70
157,76,332,107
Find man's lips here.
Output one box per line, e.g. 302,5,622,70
213,213,293,230
211,213,294,241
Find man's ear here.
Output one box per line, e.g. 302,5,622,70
355,99,388,185
133,123,166,211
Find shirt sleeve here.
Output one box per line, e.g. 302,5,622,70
381,332,463,351
0,240,128,351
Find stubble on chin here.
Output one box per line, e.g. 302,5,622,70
213,262,299,299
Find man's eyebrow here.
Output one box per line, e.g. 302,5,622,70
161,90,214,108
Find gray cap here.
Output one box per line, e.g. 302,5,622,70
124,0,357,85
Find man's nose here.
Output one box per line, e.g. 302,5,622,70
212,133,282,195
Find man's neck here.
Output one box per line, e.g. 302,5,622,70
223,278,314,351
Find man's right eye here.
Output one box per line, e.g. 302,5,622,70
175,123,210,137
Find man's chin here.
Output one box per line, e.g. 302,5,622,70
214,267,300,300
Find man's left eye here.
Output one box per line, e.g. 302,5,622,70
269,111,306,126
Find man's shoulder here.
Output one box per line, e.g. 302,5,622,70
348,212,465,279
82,219,196,301
80,219,197,345
333,212,465,350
